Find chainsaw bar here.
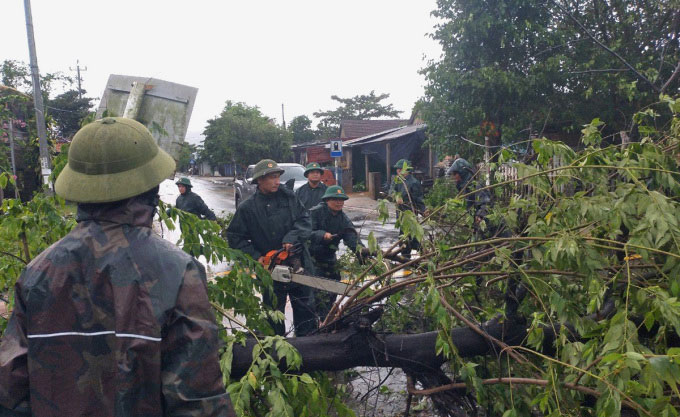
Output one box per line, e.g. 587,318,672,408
270,265,358,296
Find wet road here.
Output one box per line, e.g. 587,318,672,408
160,176,408,414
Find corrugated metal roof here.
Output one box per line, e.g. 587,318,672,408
339,119,409,139
359,124,426,144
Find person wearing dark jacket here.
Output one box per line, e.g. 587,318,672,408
309,186,367,320
295,162,328,210
226,159,317,336
0,117,234,417
390,159,426,257
175,177,217,220
447,157,492,210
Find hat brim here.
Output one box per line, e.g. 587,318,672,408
55,148,176,203
304,168,324,177
323,194,349,200
251,168,285,184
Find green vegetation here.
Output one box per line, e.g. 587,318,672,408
313,91,403,139
202,101,292,167
421,0,680,158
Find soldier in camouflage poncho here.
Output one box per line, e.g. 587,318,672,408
0,118,234,416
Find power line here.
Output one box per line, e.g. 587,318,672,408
45,105,86,114
455,135,530,149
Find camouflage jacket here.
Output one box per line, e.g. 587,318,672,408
309,202,361,264
295,182,327,210
0,197,234,417
176,190,217,220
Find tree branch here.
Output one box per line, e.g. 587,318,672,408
0,250,28,265
661,59,680,93
549,0,661,93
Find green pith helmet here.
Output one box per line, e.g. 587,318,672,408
322,185,349,200
304,162,323,177
393,159,412,171
251,159,285,184
448,158,473,175
55,117,175,203
176,177,192,187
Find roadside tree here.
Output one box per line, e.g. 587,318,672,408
313,90,403,138
202,101,292,167
288,115,317,144
421,0,680,158
46,89,94,138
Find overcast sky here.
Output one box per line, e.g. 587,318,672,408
2,0,442,142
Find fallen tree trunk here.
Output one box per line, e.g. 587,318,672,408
230,316,528,379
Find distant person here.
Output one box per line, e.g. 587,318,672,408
390,159,426,257
175,177,217,220
446,157,473,188
447,157,479,208
296,162,328,209
0,117,234,416
226,159,317,336
309,185,368,320
447,157,491,210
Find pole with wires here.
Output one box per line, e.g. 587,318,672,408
23,0,52,192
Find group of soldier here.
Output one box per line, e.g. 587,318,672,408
173,155,484,338
225,159,369,337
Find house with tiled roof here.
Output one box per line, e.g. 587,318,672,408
292,116,435,195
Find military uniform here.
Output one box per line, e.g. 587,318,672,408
390,160,426,256
175,178,217,220
0,117,233,417
447,157,477,208
309,194,362,319
296,162,328,210
391,173,426,214
176,190,217,220
226,172,317,336
296,182,328,210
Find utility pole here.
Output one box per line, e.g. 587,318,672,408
69,59,87,99
23,0,52,191
281,103,286,130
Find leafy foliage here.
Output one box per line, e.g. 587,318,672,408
288,115,317,144
202,101,292,167
0,192,76,330
357,96,680,416
421,0,680,158
46,90,94,138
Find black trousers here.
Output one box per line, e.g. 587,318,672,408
267,281,317,337
313,261,342,322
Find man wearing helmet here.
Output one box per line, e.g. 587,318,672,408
175,177,217,220
0,118,234,416
226,159,317,337
295,162,328,210
309,185,368,321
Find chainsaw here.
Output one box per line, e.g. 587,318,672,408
262,244,358,296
